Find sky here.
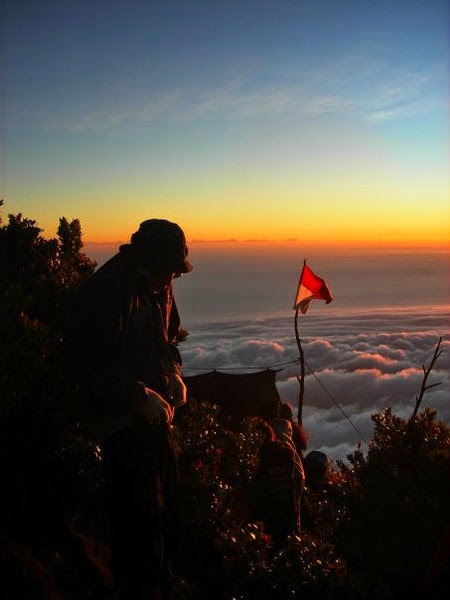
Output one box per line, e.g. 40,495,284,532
1,0,449,245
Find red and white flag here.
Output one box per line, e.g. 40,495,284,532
293,263,333,314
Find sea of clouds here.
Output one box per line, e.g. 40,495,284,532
180,308,450,461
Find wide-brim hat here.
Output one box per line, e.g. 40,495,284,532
130,219,193,274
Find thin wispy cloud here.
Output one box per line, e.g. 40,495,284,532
57,90,183,132
368,73,432,109
6,54,443,133
366,100,439,123
300,95,355,116
193,76,296,119
300,61,443,122
5,89,183,133
181,61,440,124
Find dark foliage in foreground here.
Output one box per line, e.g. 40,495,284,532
1,205,449,598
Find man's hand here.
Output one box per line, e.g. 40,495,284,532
131,384,174,425
168,372,187,408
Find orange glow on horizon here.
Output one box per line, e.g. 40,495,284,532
81,228,450,250
82,238,450,258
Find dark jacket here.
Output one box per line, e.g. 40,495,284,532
66,244,183,439
251,439,299,537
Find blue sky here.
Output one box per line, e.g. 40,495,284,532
1,0,448,243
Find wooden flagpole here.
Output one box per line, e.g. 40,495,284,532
294,259,307,424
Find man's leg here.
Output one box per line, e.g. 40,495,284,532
102,424,171,599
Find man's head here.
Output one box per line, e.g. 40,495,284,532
129,219,193,276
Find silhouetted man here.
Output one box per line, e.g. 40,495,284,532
68,219,193,599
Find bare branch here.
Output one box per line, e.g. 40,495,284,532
424,382,442,391
411,337,443,418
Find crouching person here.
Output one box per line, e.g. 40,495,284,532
250,419,300,548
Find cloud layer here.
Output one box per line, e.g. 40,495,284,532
180,308,450,461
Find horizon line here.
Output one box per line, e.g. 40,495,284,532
83,238,450,250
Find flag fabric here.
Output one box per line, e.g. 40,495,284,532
293,263,333,314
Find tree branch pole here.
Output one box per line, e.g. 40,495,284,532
294,259,307,425
294,307,305,425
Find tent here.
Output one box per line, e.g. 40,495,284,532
182,369,281,421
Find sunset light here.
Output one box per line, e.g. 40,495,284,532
2,1,448,247
2,3,449,597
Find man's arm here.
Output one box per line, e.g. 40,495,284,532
131,382,174,424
